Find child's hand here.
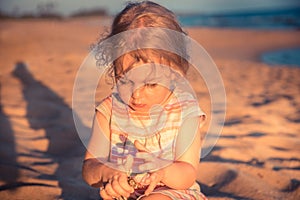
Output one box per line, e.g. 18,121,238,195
100,155,135,199
134,140,168,195
100,172,134,199
141,170,165,196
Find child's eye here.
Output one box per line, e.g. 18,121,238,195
118,78,130,85
145,83,157,88
118,79,126,85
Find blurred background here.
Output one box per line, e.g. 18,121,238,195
1,0,300,66
1,0,300,29
0,1,300,200
1,0,300,17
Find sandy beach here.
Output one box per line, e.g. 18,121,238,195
0,16,299,200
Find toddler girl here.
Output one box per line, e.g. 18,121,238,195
82,1,207,200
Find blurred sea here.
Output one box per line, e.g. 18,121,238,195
261,48,300,67
178,7,300,67
178,7,300,30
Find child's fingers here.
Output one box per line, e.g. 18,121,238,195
117,173,135,193
140,173,151,185
144,173,160,196
145,181,158,196
111,176,131,198
99,187,112,199
101,174,134,199
102,181,120,199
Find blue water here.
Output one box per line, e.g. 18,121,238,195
178,8,300,67
261,48,300,67
178,7,300,30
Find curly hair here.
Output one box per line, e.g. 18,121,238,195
93,1,189,84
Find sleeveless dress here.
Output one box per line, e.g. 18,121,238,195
96,86,207,200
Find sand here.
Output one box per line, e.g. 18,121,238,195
0,17,299,200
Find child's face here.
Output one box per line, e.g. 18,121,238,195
116,54,174,112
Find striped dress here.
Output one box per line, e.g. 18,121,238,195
96,86,207,200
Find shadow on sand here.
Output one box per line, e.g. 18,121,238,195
10,62,98,199
0,81,20,188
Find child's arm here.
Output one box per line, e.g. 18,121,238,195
82,111,134,198
136,116,204,195
82,111,111,186
164,115,204,186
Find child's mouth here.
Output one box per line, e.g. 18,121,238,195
131,102,146,108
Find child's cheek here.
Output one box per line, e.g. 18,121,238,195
118,86,132,104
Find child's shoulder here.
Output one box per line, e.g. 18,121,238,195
98,95,112,104
95,95,112,116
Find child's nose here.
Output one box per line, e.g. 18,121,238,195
132,87,142,98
